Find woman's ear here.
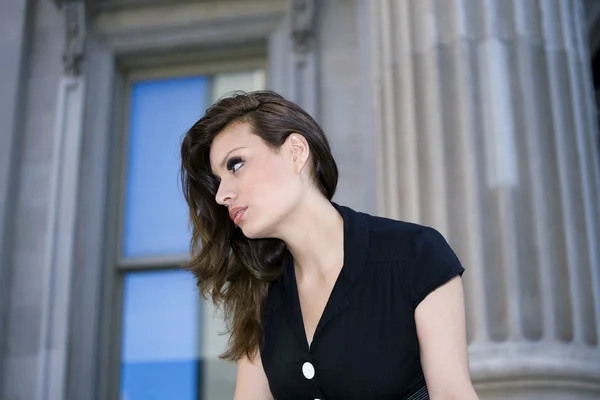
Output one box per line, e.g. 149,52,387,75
288,133,310,173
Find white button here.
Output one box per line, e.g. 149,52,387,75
302,362,315,379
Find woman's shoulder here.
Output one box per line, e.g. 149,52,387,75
361,210,431,236
349,207,450,264
355,208,464,307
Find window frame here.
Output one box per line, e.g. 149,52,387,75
70,2,292,399
109,62,268,400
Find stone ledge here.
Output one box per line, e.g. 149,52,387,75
90,0,285,54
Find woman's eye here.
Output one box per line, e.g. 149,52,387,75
226,158,244,173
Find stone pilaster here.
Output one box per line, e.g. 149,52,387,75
269,0,319,120
369,0,600,398
0,0,31,396
36,1,87,399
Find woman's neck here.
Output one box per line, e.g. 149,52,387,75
279,192,344,281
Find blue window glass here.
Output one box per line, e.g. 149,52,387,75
122,76,208,258
120,270,202,400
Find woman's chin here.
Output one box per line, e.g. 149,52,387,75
239,223,272,240
238,223,259,239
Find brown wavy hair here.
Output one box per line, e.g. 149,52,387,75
180,90,338,361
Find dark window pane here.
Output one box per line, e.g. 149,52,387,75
122,76,208,258
120,270,202,399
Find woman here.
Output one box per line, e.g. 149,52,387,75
180,90,478,400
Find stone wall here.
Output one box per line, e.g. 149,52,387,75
1,0,65,398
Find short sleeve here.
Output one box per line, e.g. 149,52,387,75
401,227,465,308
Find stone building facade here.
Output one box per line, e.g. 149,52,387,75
1,0,599,399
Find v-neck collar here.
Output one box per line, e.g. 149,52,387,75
280,202,370,351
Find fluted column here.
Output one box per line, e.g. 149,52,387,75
369,0,600,398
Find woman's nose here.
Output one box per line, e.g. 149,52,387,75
215,181,236,206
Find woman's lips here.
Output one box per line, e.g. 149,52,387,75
229,207,247,225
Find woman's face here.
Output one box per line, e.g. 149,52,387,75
209,121,309,239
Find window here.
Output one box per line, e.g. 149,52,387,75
120,270,202,400
115,67,266,400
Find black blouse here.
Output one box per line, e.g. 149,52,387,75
260,203,465,400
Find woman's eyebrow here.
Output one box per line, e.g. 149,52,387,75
219,147,246,169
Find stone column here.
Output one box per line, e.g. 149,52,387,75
368,0,600,398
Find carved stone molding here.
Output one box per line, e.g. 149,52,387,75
63,1,86,76
290,0,316,54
